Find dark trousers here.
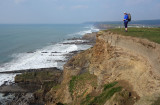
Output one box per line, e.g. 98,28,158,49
124,21,128,28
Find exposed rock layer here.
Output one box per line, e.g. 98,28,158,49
14,31,160,105
57,31,160,105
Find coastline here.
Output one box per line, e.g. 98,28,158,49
0,26,99,86
0,34,96,74
0,31,98,105
3,27,160,105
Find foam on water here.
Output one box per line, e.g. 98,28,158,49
0,74,17,86
68,26,99,36
0,93,15,105
0,40,91,86
0,41,91,72
0,25,99,87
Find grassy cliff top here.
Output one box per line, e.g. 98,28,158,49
107,28,160,44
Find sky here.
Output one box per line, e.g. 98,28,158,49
0,0,160,24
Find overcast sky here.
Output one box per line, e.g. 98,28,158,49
0,0,160,24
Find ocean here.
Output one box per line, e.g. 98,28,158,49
0,24,99,86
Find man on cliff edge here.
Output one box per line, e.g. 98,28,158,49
123,12,129,32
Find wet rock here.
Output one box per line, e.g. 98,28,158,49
51,51,61,53
27,51,34,53
41,52,48,53
67,37,81,40
7,93,34,105
0,84,27,93
55,60,66,62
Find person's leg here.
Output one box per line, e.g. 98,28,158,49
125,22,128,32
125,28,127,32
124,22,127,31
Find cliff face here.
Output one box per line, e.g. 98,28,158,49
34,31,160,105
88,31,160,105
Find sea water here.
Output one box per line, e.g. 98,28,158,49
0,24,99,86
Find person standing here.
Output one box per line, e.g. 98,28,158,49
123,12,129,32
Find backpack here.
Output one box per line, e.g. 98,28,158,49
127,13,131,22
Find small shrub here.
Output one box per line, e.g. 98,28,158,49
69,72,97,96
152,97,160,105
81,82,122,105
104,81,118,91
69,76,77,95
80,94,93,105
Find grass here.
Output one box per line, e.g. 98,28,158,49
103,81,118,91
15,71,61,84
89,87,122,105
52,84,61,90
152,97,160,105
69,76,77,94
81,81,122,105
69,72,97,96
80,94,92,105
107,28,160,44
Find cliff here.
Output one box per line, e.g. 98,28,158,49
15,28,160,105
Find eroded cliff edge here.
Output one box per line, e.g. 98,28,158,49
16,30,160,105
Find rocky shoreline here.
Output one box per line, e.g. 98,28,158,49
0,32,97,105
0,67,63,105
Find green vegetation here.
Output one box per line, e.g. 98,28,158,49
80,94,93,105
90,87,122,105
152,97,160,105
104,81,118,90
69,72,97,96
15,71,61,84
81,82,122,105
107,28,160,44
52,84,61,90
69,76,77,94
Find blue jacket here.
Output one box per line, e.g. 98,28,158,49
124,14,128,22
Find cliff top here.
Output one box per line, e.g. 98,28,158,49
106,28,160,44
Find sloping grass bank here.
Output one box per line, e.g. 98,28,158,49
80,81,135,105
107,28,160,44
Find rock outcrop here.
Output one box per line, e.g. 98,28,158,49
59,31,160,105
